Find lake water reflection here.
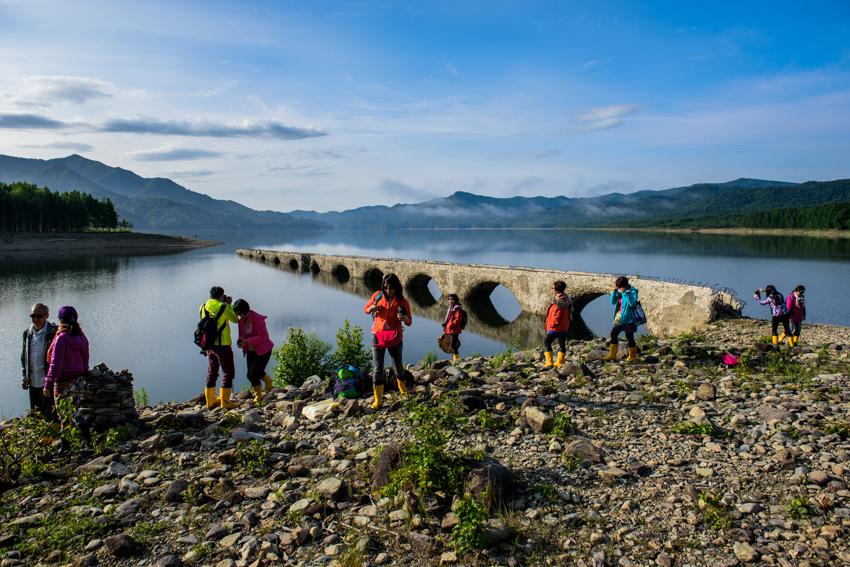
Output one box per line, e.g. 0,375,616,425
2,228,848,418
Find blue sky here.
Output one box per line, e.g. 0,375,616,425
1,0,849,211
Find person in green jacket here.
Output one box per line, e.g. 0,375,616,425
200,286,240,408
602,276,640,362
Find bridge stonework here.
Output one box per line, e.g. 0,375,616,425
237,249,741,338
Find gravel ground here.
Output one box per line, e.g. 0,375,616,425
2,318,850,567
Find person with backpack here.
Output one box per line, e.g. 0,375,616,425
755,285,792,345
44,306,92,445
443,294,464,362
543,281,572,367
603,276,640,363
364,273,412,409
199,286,240,408
234,299,275,403
786,285,806,346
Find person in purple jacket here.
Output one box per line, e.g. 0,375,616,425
754,285,792,346
234,299,275,402
786,285,806,346
44,306,92,444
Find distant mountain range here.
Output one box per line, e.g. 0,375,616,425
3,153,848,231
0,154,330,231
289,178,826,229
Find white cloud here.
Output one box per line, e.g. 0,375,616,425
576,104,644,123
126,146,223,161
493,150,559,160
22,140,94,152
10,76,116,107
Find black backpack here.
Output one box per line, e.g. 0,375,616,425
194,304,227,353
460,308,469,330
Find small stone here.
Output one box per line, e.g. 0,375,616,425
697,383,716,400
524,407,555,433
104,534,137,557
218,449,239,465
808,471,830,486
655,553,673,567
165,479,192,503
733,542,761,563
244,487,270,500
154,555,183,567
440,551,458,564
219,533,243,548
205,525,229,540
85,539,103,552
316,477,347,501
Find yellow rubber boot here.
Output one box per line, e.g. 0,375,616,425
371,385,384,410
452,354,459,362
397,379,409,398
204,387,220,408
790,336,797,346
626,347,638,362
555,352,565,366
219,388,239,409
772,336,779,345
262,373,273,393
543,351,554,367
778,333,786,344
252,385,264,402
602,344,619,361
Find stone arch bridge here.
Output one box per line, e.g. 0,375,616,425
236,249,741,338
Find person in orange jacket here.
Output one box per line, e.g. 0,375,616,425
443,294,463,362
543,281,572,367
364,273,412,409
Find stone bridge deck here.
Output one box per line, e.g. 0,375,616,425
236,249,741,337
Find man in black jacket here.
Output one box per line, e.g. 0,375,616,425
21,303,59,420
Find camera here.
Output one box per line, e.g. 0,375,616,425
398,306,407,316
225,295,233,304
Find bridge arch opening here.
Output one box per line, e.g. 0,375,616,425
333,265,350,283
578,293,647,339
310,260,321,274
467,281,522,323
405,273,442,307
364,267,384,287
272,256,280,265
289,259,298,269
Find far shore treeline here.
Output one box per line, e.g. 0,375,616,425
0,181,125,232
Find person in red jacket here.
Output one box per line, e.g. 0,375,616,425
364,273,412,409
443,294,463,362
234,299,275,402
543,281,572,368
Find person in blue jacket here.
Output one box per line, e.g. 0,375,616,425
602,276,639,362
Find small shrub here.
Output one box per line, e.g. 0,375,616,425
134,387,150,407
328,318,372,376
452,495,486,557
674,420,730,439
477,410,508,431
385,394,470,495
273,326,333,387
423,350,439,368
551,414,575,441
236,440,270,476
698,491,733,530
787,496,816,520
822,421,850,439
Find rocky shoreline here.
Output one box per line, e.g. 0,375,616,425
2,318,850,567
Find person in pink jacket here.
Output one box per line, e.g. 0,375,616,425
786,285,806,346
234,299,275,402
44,306,92,444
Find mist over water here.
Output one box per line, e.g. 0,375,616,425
2,229,848,418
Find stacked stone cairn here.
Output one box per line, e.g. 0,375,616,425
79,362,138,426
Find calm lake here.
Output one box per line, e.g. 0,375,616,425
3,229,849,418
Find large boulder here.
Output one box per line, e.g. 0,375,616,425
524,407,554,433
